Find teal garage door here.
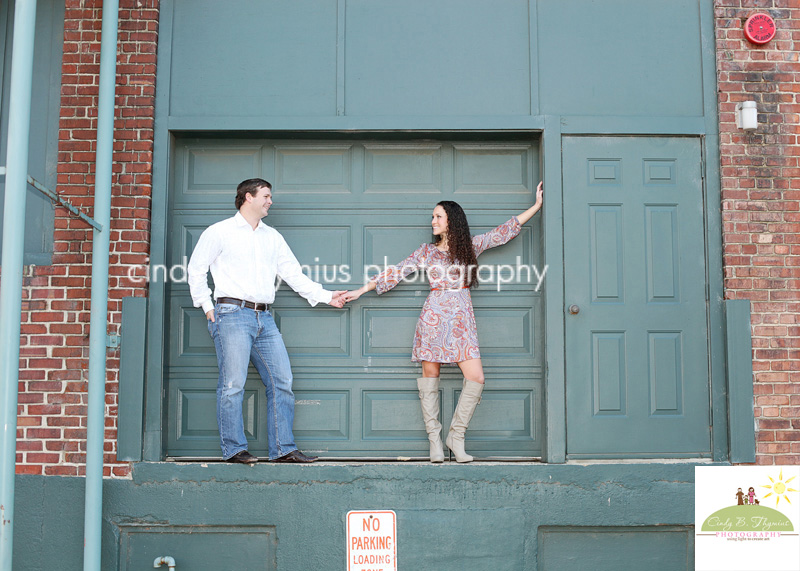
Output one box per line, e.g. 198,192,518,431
563,136,711,457
165,134,544,459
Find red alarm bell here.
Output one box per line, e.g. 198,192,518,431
744,13,776,45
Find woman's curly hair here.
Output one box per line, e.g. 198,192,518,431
434,201,479,288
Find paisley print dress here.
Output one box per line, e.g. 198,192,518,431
372,217,521,363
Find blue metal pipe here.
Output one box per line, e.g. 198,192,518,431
83,1,119,570
0,1,38,569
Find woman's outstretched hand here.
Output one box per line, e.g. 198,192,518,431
344,282,376,303
343,290,361,303
517,181,544,225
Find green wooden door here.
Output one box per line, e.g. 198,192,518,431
563,136,711,457
165,135,543,459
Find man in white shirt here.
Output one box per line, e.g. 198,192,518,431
188,178,346,463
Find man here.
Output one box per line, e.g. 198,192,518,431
187,178,346,464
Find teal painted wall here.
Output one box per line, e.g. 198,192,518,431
537,0,705,117
15,463,698,570
147,0,726,464
164,0,707,122
162,135,545,460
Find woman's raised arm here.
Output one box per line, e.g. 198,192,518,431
516,181,544,225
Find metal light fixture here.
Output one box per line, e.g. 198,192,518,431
735,101,758,131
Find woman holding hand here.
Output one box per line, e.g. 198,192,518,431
344,182,543,463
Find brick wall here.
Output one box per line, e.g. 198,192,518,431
716,0,800,465
15,0,158,477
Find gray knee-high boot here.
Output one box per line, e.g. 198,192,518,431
417,377,444,463
445,379,484,463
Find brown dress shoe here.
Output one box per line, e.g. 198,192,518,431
226,450,258,464
271,450,318,463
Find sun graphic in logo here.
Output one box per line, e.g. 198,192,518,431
761,469,798,507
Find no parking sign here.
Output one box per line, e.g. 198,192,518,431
346,510,397,571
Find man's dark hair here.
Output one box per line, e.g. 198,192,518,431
235,178,272,210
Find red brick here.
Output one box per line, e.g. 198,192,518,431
25,428,62,440
46,393,81,407
18,393,45,404
25,453,62,464
17,417,42,427
47,369,84,381
27,381,65,392
718,0,800,468
27,404,63,416
16,465,43,475
47,416,82,427
17,441,44,451
45,440,80,452
45,465,79,476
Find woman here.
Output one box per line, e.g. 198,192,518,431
344,182,543,463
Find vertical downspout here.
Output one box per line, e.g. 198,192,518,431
82,1,119,570
0,1,37,570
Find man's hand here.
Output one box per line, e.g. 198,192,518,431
206,309,215,322
328,291,347,308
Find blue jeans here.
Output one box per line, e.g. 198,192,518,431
208,303,297,460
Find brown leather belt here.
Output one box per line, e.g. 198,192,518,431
216,297,269,311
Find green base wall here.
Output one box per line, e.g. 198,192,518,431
14,462,703,570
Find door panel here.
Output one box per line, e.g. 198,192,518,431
563,136,710,457
165,135,543,458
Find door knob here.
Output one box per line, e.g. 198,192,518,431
568,304,580,315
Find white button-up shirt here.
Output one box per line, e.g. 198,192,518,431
187,212,333,314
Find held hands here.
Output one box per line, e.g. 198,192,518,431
328,291,348,308
328,285,372,305
328,286,369,307
320,287,369,308
343,287,365,303
343,281,374,303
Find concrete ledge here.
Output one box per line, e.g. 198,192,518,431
16,461,716,570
